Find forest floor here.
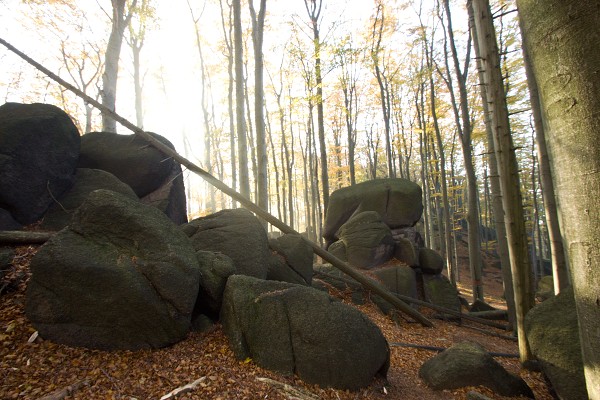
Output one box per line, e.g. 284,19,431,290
0,239,556,400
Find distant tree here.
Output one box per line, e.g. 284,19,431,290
304,0,330,212
233,0,250,199
249,0,268,223
101,0,137,132
125,0,155,129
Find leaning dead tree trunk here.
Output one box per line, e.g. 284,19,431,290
0,37,433,328
0,231,53,244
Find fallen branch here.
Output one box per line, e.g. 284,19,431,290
389,342,519,358
314,270,510,331
37,380,88,400
256,377,320,400
0,230,54,244
0,37,433,328
468,309,509,321
159,377,206,400
461,323,517,342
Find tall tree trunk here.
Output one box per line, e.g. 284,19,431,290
427,40,456,284
233,0,250,199
441,0,484,300
304,0,329,212
218,0,237,207
520,37,570,293
131,44,143,128
188,2,214,212
101,0,136,132
470,0,534,363
249,0,268,223
518,0,600,395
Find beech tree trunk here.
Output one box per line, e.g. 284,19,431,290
249,0,268,223
101,0,136,132
470,0,535,363
304,0,329,212
517,0,600,395
520,39,570,294
233,0,250,199
441,0,484,300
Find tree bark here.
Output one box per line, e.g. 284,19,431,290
517,0,600,395
520,38,570,294
470,0,534,363
467,0,517,332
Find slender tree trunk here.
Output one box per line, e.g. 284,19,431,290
470,0,534,363
101,0,136,132
518,0,600,394
131,44,143,129
427,42,456,284
233,0,250,199
304,0,329,213
442,0,484,300
218,0,237,207
520,38,570,293
249,0,268,222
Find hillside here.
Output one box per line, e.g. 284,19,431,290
1,241,554,400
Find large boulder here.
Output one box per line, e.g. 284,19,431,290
194,251,236,320
323,178,423,246
78,131,187,224
267,233,313,285
422,274,461,317
524,286,587,400
335,211,396,269
418,248,444,274
419,342,533,397
221,275,390,390
25,190,200,350
181,209,270,279
40,168,138,231
372,265,418,300
0,102,80,226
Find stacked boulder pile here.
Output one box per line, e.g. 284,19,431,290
0,102,389,390
316,178,461,317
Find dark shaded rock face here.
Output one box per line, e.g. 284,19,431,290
323,178,423,247
525,286,587,400
372,265,418,300
221,275,390,390
393,237,418,266
335,211,396,269
422,274,461,317
78,131,187,224
419,342,533,398
182,209,270,279
40,168,138,231
194,251,236,320
418,248,444,274
0,102,80,226
267,233,313,285
25,190,200,350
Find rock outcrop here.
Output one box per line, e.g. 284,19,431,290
221,275,390,390
26,190,201,350
419,342,533,397
0,102,80,227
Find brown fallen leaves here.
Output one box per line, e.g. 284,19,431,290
1,245,554,400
